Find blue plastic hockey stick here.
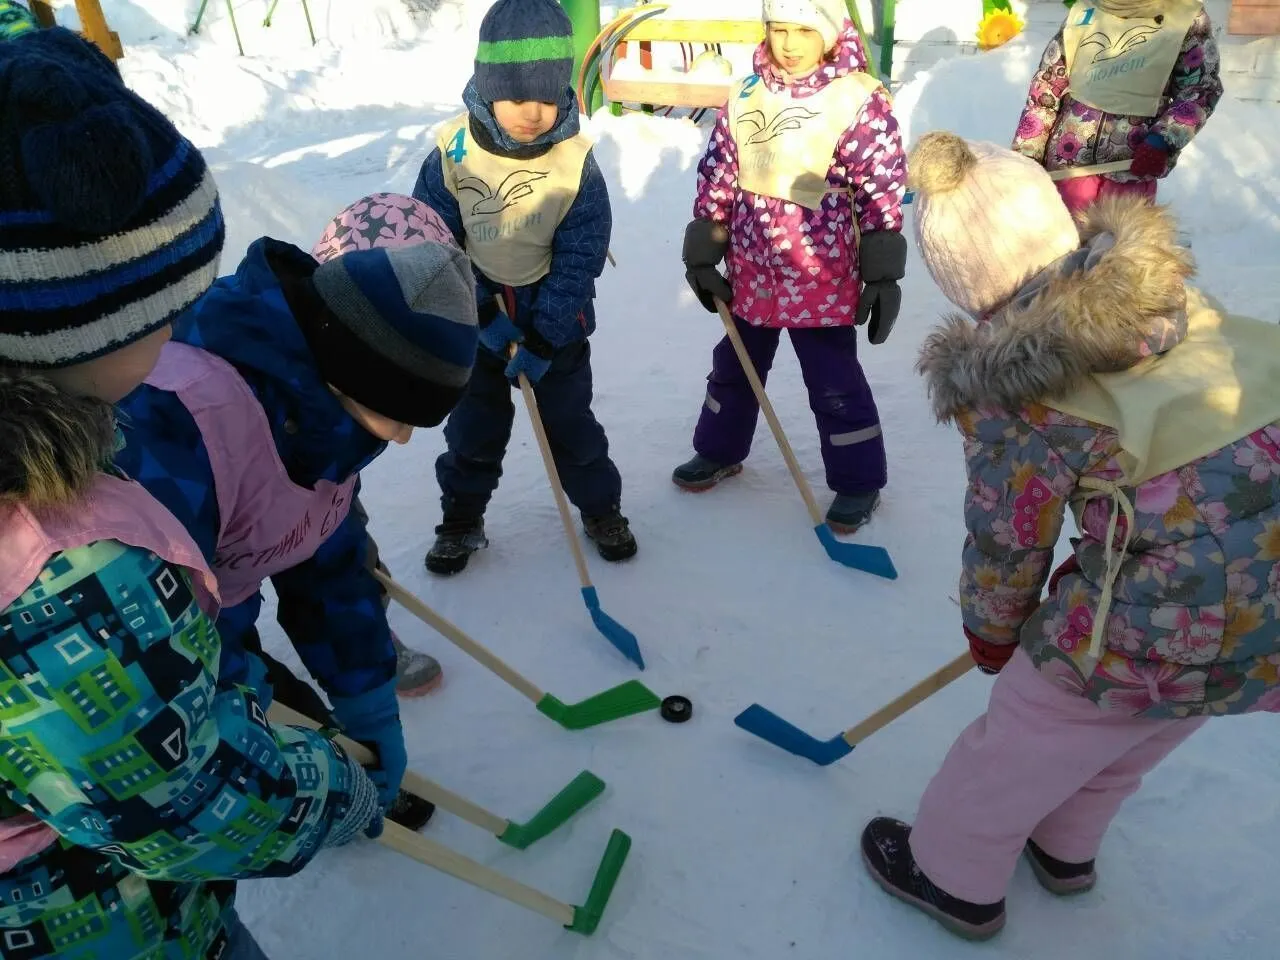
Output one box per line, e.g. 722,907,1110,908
715,301,898,580
734,652,975,765
515,368,645,669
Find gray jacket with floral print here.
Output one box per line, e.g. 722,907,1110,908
918,198,1280,718
1011,7,1223,183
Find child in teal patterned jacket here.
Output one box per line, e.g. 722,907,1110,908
0,29,379,959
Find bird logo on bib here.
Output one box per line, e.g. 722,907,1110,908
436,115,592,287
727,72,883,211
1063,1,1201,117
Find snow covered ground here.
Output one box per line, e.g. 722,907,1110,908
51,1,1280,956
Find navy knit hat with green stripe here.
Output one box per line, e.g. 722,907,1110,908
474,0,575,105
0,28,224,369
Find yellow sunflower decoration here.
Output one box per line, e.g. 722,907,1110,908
977,9,1025,50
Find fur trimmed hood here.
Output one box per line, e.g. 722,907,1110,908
917,197,1196,423
0,370,117,509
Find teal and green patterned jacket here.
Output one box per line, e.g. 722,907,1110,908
0,371,374,958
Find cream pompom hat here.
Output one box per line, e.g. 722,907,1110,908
908,132,1081,318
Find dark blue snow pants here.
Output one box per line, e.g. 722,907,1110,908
435,340,622,520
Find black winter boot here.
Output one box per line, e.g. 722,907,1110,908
424,517,487,576
583,509,637,562
826,491,881,533
861,817,1006,941
1024,840,1097,895
386,790,435,832
672,454,743,491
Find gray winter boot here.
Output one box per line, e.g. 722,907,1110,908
392,632,442,697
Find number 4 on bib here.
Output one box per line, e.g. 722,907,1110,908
446,128,468,163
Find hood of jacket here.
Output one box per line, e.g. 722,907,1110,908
753,18,868,95
917,196,1196,423
462,78,581,159
172,237,385,481
0,370,118,510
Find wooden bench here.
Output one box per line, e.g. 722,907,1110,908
602,16,764,110
29,0,123,59
1228,0,1280,35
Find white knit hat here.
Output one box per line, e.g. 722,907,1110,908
762,0,845,51
908,132,1081,318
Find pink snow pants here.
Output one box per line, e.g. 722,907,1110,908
908,648,1206,905
1056,176,1157,217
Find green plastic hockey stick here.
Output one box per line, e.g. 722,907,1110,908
375,572,661,729
497,772,606,849
535,680,661,730
269,704,604,850
566,830,633,934
381,823,632,935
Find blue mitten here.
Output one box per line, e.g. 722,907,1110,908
478,305,524,355
329,680,406,811
505,345,552,384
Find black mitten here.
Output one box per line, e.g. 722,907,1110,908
855,231,907,345
682,219,733,313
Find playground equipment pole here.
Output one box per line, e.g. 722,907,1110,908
560,0,603,113
879,0,896,82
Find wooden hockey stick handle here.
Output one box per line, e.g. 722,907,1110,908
715,299,825,526
510,344,595,589
841,652,976,748
1047,160,1133,182
380,821,577,926
373,570,545,705
268,702,509,836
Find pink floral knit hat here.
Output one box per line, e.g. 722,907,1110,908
312,193,457,264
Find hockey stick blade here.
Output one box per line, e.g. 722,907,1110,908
582,586,645,669
814,524,898,579
498,771,606,850
733,703,855,766
566,829,633,935
536,681,661,730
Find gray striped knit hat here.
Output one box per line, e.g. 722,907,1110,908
473,0,575,105
308,242,478,428
0,28,224,369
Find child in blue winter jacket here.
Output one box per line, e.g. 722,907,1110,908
413,0,635,575
116,214,478,832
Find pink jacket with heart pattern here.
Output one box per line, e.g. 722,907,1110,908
692,21,906,328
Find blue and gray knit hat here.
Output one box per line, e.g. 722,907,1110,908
473,0,575,105
308,241,479,428
0,28,224,369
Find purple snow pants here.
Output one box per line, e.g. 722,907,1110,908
692,318,886,494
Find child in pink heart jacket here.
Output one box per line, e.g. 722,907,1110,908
675,0,907,532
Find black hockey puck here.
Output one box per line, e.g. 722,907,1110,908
660,695,693,723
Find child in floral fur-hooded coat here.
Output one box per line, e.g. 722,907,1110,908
860,132,1280,942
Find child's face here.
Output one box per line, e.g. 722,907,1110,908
44,325,172,403
332,390,414,445
491,100,559,143
766,22,828,76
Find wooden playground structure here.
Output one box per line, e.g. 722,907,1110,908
29,0,122,59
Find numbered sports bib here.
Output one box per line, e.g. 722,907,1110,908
1062,1,1201,117
727,72,883,211
436,114,592,287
